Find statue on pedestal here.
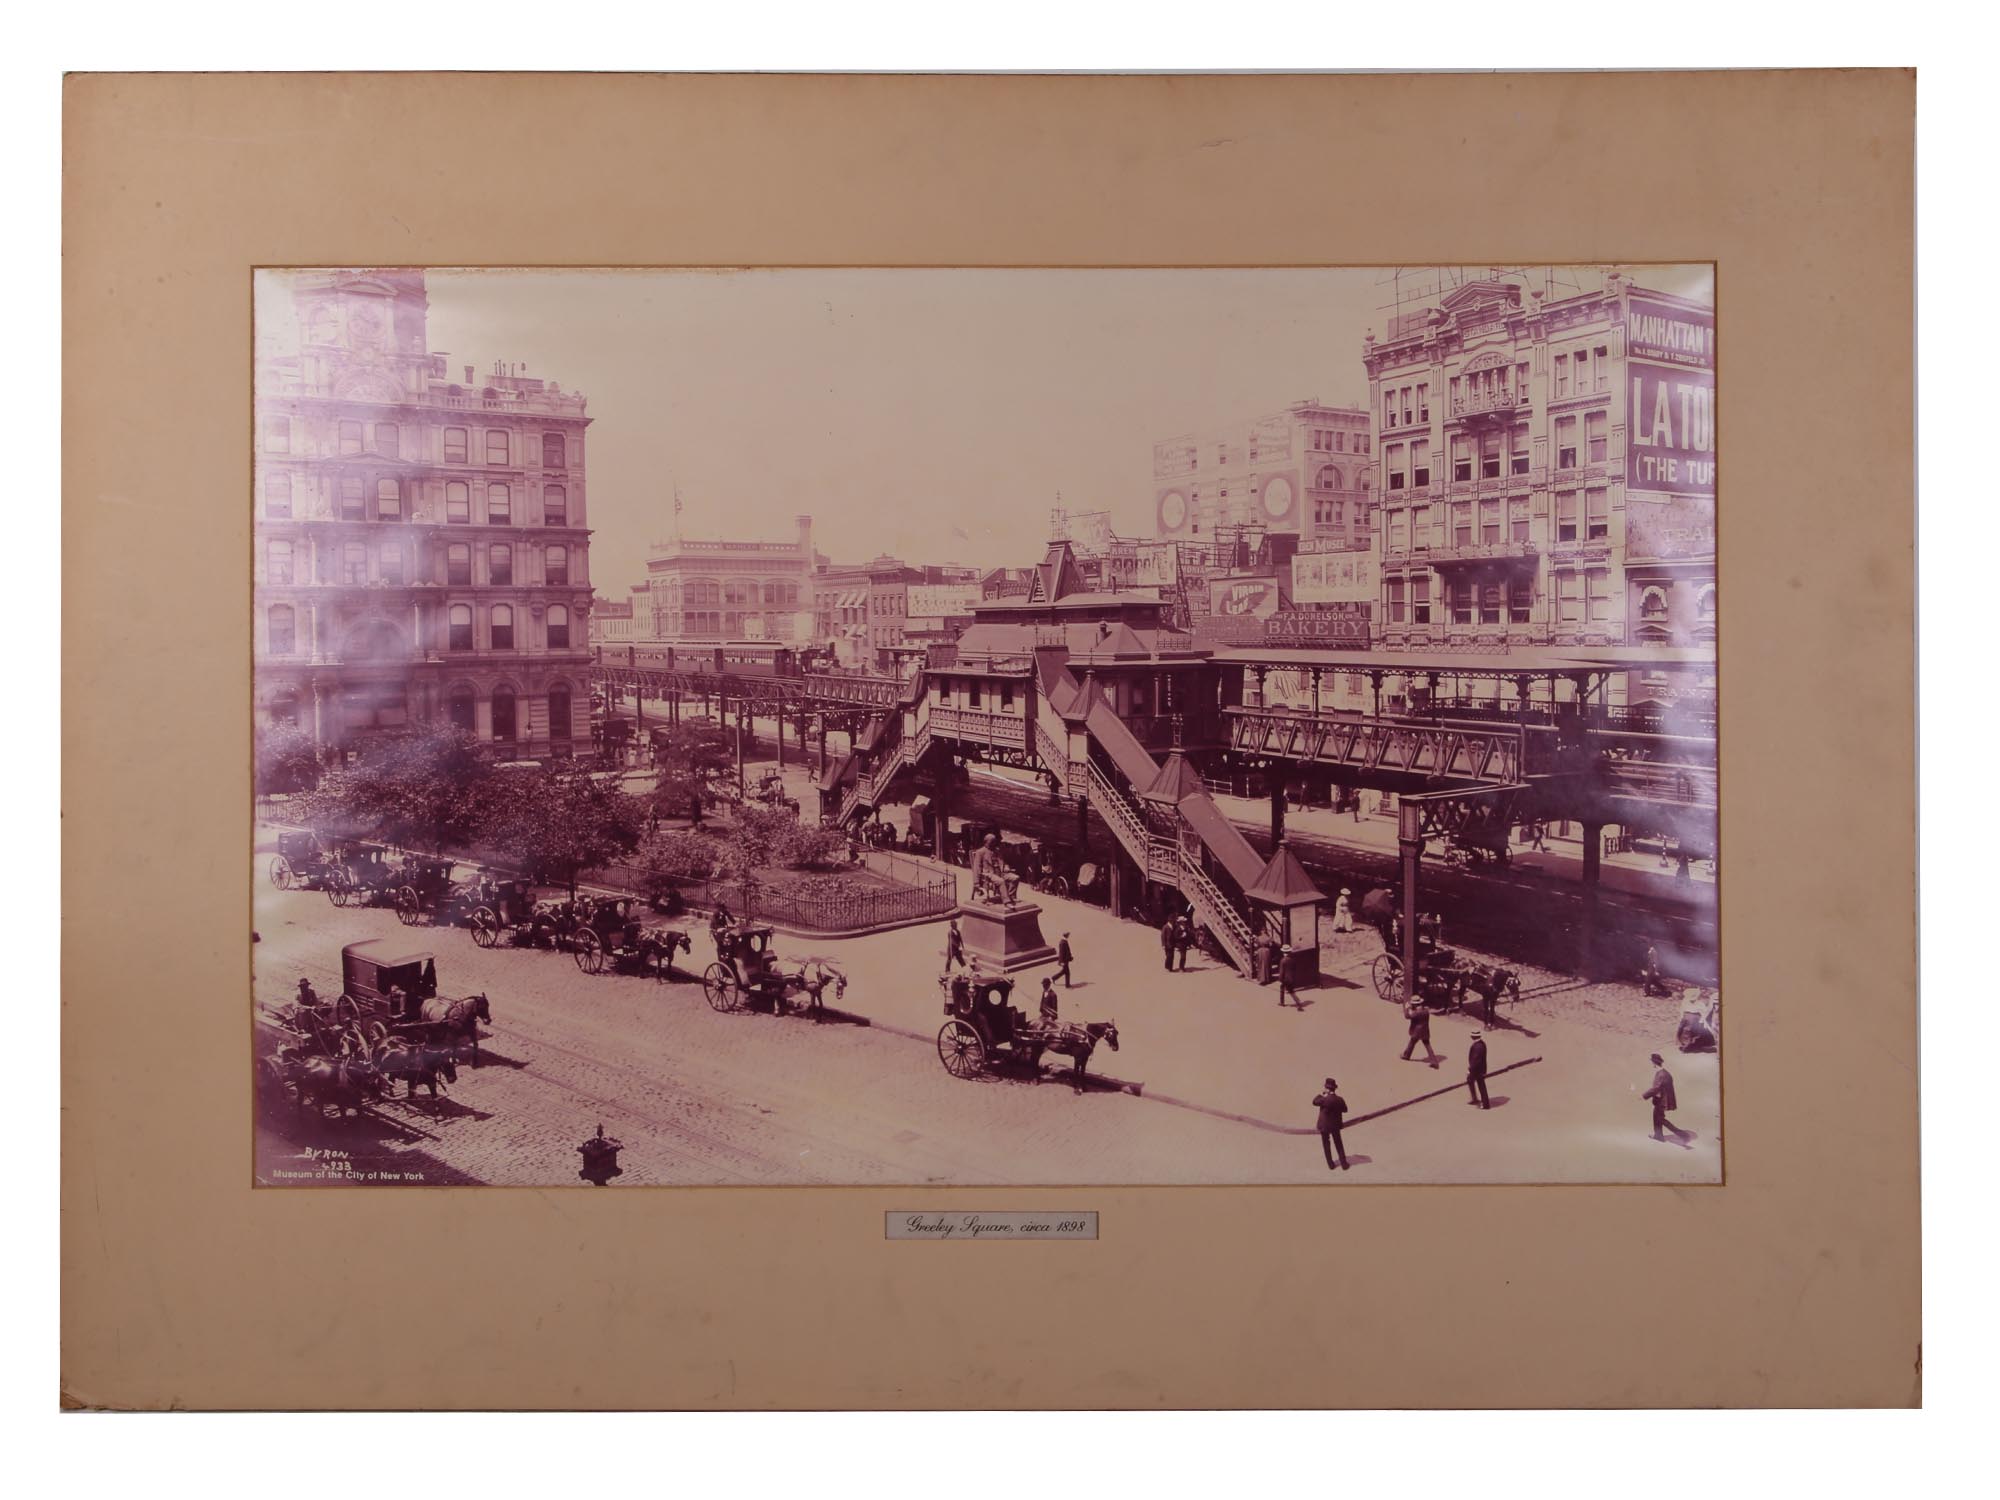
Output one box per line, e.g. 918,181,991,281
968,832,1020,907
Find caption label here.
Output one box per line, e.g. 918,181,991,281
887,1211,1098,1241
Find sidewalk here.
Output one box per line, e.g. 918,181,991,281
778,868,1721,1184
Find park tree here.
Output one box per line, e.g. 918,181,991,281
296,724,491,853
255,721,322,797
645,719,737,828
477,761,648,894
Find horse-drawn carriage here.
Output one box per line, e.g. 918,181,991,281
468,889,597,956
572,895,693,980
267,830,345,893
259,940,492,1119
699,921,846,1016
392,857,495,930
1369,941,1521,1021
324,843,405,909
935,970,1120,1090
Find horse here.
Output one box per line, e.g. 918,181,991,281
1029,1019,1120,1092
283,1053,388,1121
1457,963,1521,1024
646,927,693,979
373,1039,459,1100
419,993,491,1066
772,957,848,1016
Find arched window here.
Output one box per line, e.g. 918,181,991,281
375,477,401,521
548,687,573,741
485,429,509,465
491,604,514,651
542,433,565,468
443,427,468,463
446,687,476,733
763,580,780,606
547,605,570,649
1316,465,1342,490
448,603,473,651
266,539,294,585
489,543,513,585
267,604,295,655
543,485,567,526
446,543,471,586
486,483,511,524
1696,587,1716,622
1639,587,1670,622
445,481,470,524
545,545,569,586
491,687,517,741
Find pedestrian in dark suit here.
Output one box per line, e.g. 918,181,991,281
1160,918,1178,971
1466,1031,1491,1108
946,918,966,970
1174,914,1193,970
1057,933,1073,988
1399,998,1439,1065
1643,1052,1690,1141
1312,1078,1350,1171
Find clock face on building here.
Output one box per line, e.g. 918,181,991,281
1159,490,1188,530
1261,475,1295,520
349,303,385,342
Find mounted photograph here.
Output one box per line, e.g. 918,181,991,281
251,264,1718,1187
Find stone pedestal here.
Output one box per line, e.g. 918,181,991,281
956,899,1057,974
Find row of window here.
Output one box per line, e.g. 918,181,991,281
1383,383,1430,429
445,686,574,742
1383,571,1615,627
264,539,572,587
1307,428,1367,453
1384,490,1613,550
263,476,570,527
261,419,569,469
658,580,804,609
263,602,573,655
1553,344,1614,399
266,684,577,741
931,680,1018,711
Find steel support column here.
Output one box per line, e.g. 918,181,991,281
1398,798,1423,1008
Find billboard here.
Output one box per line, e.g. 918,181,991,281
907,585,980,619
1264,604,1371,648
1134,541,1180,587
1209,575,1280,621
1627,294,1716,497
1625,494,1716,563
1290,549,1376,604
1058,509,1116,556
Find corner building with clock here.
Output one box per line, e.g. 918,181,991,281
1152,401,1375,552
252,268,596,760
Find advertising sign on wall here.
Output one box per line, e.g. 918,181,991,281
1627,293,1717,497
1625,494,1717,563
1209,576,1280,620
1134,541,1180,587
1263,604,1372,648
1057,509,1116,556
1290,549,1376,604
906,585,980,619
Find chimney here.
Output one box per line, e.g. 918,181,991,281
796,514,813,552
464,364,474,383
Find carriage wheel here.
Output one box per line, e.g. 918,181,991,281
702,963,742,1013
269,855,294,890
938,1019,985,1080
470,908,499,948
1371,954,1403,1002
394,886,422,926
573,928,604,974
1042,876,1070,899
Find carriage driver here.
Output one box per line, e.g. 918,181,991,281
295,977,319,1008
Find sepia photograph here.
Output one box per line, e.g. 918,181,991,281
250,264,1719,1188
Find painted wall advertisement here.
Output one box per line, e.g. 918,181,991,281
1624,494,1716,564
1626,293,1716,498
1188,575,1280,645
1263,604,1372,647
905,585,980,620
1289,549,1375,604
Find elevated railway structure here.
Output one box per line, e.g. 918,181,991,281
592,547,1716,985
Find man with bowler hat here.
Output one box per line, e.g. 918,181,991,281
1056,932,1074,988
1466,1031,1491,1109
1312,1078,1350,1171
1399,995,1439,1066
1643,1052,1690,1142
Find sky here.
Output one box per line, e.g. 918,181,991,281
399,266,1711,597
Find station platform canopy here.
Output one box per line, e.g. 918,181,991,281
1211,645,1717,677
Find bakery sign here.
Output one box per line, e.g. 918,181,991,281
1264,604,1371,648
1625,495,1716,563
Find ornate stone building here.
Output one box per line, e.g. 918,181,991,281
253,269,595,759
1362,272,1715,711
1152,400,1375,552
635,516,816,644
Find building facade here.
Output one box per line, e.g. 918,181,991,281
639,516,816,643
253,269,596,759
587,596,635,647
1362,273,1715,709
1152,400,1375,552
